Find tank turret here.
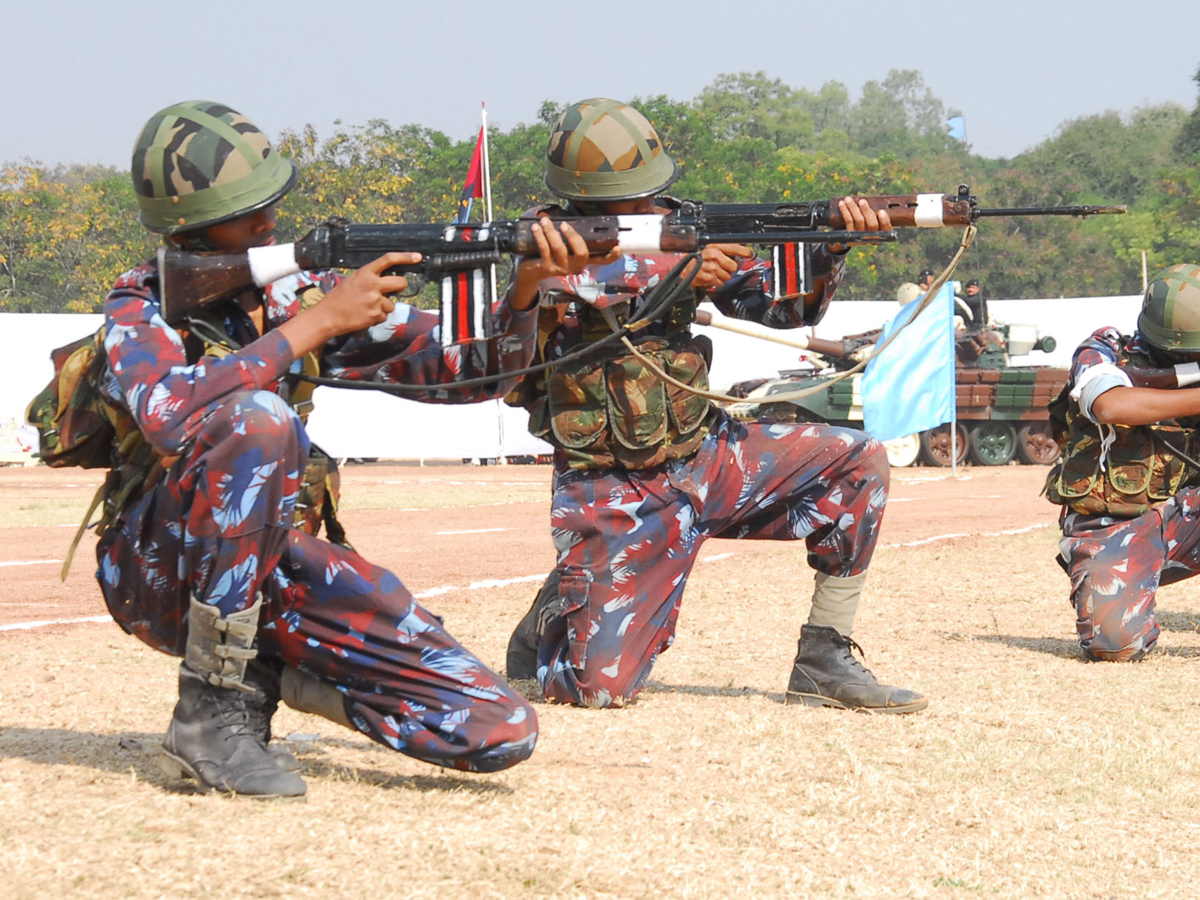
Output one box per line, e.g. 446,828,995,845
727,317,1067,468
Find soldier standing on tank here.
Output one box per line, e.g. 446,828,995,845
963,279,989,331
89,101,540,797
503,98,927,713
1047,264,1200,661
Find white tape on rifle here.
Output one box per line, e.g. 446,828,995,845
248,243,303,287
615,215,665,254
1175,361,1200,387
914,193,946,228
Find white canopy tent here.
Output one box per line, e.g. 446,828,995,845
0,294,1142,462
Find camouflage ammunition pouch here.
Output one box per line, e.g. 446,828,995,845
296,445,348,545
1044,355,1200,517
1044,422,1200,517
527,336,716,470
25,328,137,469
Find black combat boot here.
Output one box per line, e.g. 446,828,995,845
785,624,928,714
160,666,308,797
242,659,301,772
158,597,306,797
505,571,560,680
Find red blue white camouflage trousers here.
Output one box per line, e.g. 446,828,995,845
96,389,537,772
1060,488,1200,662
538,415,890,707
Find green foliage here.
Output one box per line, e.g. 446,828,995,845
2,65,1199,312
1018,105,1186,206
1173,65,1200,160
0,164,153,312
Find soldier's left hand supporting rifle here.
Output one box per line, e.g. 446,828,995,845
158,182,1124,328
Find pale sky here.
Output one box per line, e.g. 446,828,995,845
2,0,1197,168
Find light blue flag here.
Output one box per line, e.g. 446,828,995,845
861,284,955,442
945,115,966,141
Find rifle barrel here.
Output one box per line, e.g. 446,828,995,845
972,204,1127,218
699,230,898,245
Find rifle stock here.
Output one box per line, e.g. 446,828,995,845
156,247,258,323
1122,363,1200,390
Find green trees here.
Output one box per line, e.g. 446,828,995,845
0,164,152,312
2,66,1198,311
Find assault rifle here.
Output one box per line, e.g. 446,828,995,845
157,184,1125,327
158,216,894,327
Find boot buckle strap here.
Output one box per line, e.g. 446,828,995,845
213,645,257,662
213,617,259,642
202,671,257,693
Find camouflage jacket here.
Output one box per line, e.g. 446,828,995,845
505,201,847,470
1046,327,1200,518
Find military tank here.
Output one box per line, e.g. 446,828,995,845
725,320,1066,468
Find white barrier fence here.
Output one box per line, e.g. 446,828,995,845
0,295,1141,462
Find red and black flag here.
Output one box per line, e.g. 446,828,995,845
456,125,486,224
441,110,495,348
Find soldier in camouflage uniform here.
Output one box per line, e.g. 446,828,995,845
1048,264,1200,661
963,278,988,330
504,98,928,713
90,102,539,797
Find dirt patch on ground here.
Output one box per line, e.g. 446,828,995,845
4,463,1197,898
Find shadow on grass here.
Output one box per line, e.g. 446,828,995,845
0,727,512,796
972,634,1085,658
1157,609,1200,633
506,675,787,705
641,680,786,703
973,631,1200,660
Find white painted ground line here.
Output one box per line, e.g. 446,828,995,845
413,574,545,599
0,524,1052,633
0,615,113,632
1,559,64,567
880,522,1050,549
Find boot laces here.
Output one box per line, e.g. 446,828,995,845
839,635,877,678
210,689,258,744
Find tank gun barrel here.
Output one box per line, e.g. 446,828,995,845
694,309,868,357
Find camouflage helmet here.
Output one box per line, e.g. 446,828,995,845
1138,264,1200,351
131,101,296,234
544,98,678,202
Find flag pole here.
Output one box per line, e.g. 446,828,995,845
481,102,493,222
480,102,498,311
950,285,958,477
480,103,505,466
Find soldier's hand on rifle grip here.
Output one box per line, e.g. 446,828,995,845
828,197,893,254
278,251,421,356
691,243,753,290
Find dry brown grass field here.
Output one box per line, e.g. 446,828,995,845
3,462,1199,898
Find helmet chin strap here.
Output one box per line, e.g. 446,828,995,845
570,200,604,217
165,232,217,253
